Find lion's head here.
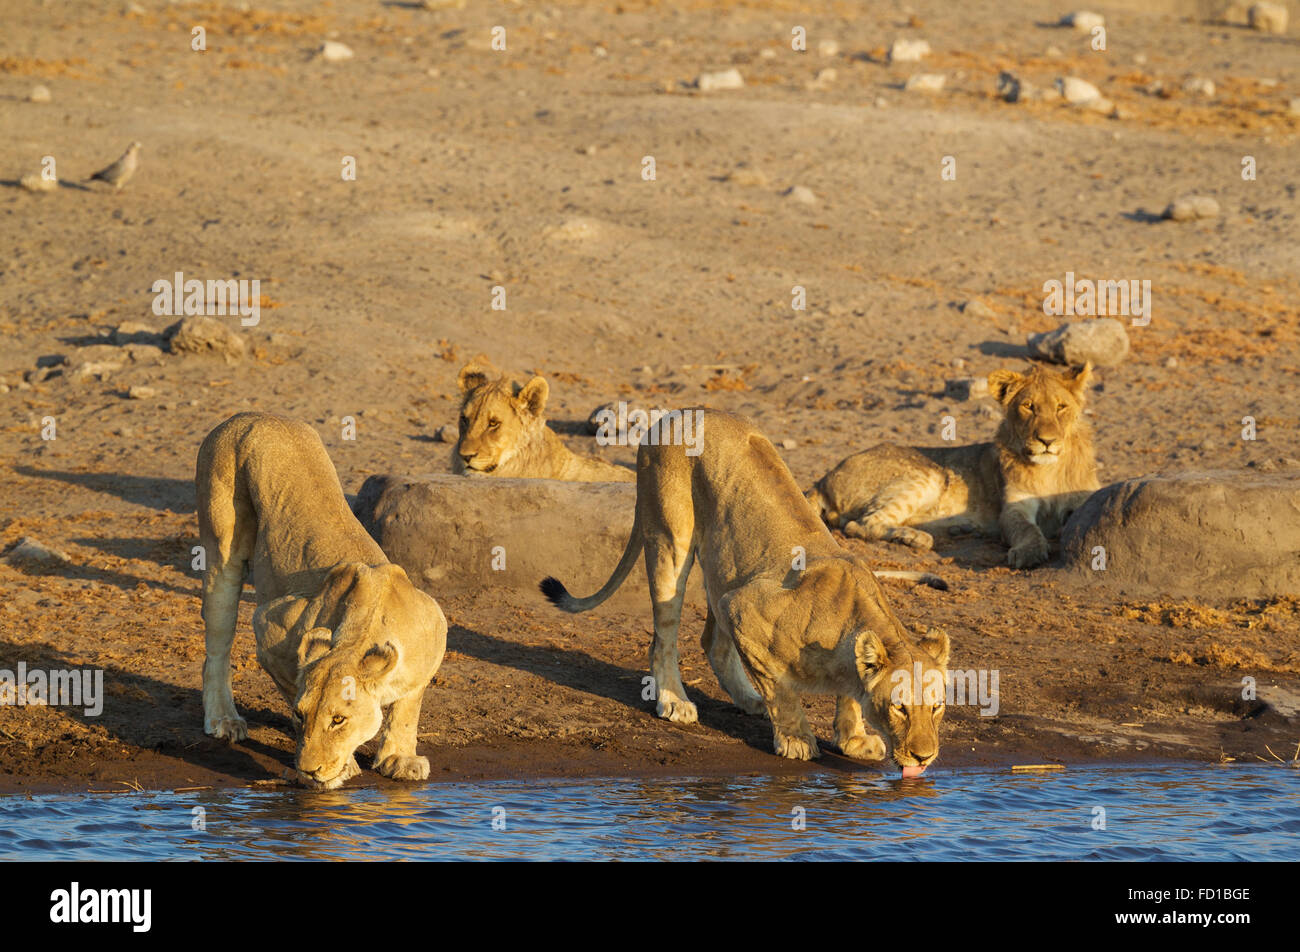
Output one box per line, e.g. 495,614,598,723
856,625,950,773
988,362,1092,467
288,563,427,790
453,357,549,475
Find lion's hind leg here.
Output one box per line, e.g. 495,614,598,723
702,608,764,715
841,469,944,551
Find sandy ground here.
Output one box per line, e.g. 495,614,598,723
2,0,1299,794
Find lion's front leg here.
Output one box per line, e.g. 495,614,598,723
373,687,430,781
835,695,886,761
1001,499,1049,568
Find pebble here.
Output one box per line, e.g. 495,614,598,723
165,316,246,361
817,40,840,57
3,537,71,566
1060,11,1105,32
962,299,996,319
28,84,52,103
696,68,744,91
320,41,354,62
1289,98,1300,116
69,360,122,382
1182,77,1215,97
904,73,946,93
781,438,797,450
1163,195,1220,221
807,67,836,89
783,185,817,205
889,38,931,63
998,72,1061,103
1164,356,1178,368
1248,3,1288,34
727,167,769,187
1057,76,1105,107
127,385,156,399
1027,318,1131,367
113,321,155,343
19,173,57,193
944,377,990,401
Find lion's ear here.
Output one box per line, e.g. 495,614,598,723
1064,361,1092,399
987,369,1023,405
359,641,399,680
854,629,889,682
457,356,496,394
917,626,951,667
298,628,334,668
516,375,549,418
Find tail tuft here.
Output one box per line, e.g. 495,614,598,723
921,573,949,592
539,576,571,609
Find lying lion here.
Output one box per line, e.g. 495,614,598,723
807,363,1100,568
452,357,634,482
197,412,447,789
541,408,950,773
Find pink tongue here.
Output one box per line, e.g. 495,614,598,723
901,765,926,779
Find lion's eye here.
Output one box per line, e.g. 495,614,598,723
1023,402,1034,412
487,418,501,429
331,715,346,726
1057,403,1067,412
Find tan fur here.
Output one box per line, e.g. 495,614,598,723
541,408,950,768
807,363,1100,569
196,413,447,790
452,357,634,482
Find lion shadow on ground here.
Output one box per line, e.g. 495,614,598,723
445,622,881,770
14,466,195,513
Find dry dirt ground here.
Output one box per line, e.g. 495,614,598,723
2,0,1298,794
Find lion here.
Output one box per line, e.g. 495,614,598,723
452,357,634,482
197,412,448,790
806,363,1099,569
540,408,950,774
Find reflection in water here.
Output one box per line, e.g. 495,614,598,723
1,764,1296,861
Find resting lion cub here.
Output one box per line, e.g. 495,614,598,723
452,357,634,482
541,408,950,773
197,413,447,790
807,363,1099,568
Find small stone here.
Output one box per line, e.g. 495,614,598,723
113,321,156,344
1057,76,1102,104
962,299,996,319
125,343,165,364
1289,98,1300,116
695,68,744,92
1248,3,1288,34
817,40,840,57
807,67,837,89
3,537,71,567
760,48,777,60
945,377,990,401
783,185,817,205
19,173,57,193
320,41,354,62
422,0,467,8
904,73,946,93
1163,195,1220,221
727,167,769,187
1027,318,1130,368
28,84,52,103
1164,356,1178,369
874,96,890,108
1045,44,1064,58
127,385,156,399
781,438,797,450
889,38,931,63
69,360,123,382
1060,11,1105,32
165,316,246,360
1182,77,1215,97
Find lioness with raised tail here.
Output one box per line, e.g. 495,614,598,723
197,412,447,790
453,356,634,482
540,408,950,775
807,362,1099,568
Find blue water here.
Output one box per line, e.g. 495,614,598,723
2,764,1297,860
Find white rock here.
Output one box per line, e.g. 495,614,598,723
696,68,744,91
320,41,354,62
963,299,995,319
127,385,157,399
1183,77,1215,97
1164,195,1220,221
817,40,840,57
28,84,52,103
1248,3,1288,33
759,48,777,60
19,173,57,192
1289,97,1300,116
1027,318,1130,367
1057,76,1102,104
3,537,71,566
781,438,797,450
784,185,817,205
889,38,931,63
945,377,990,401
807,67,837,90
1060,11,1105,32
905,73,946,93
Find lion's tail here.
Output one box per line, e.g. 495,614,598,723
873,569,948,591
540,504,644,613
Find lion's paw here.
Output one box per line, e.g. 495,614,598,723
375,754,430,782
1007,538,1049,569
205,714,248,743
656,697,698,724
775,732,821,761
888,526,934,551
841,734,887,762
